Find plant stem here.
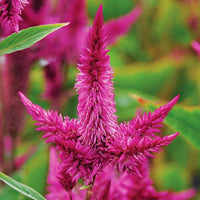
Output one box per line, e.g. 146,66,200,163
84,187,93,200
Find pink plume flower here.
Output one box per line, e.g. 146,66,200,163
0,0,28,32
19,5,192,198
123,95,180,138
2,50,34,138
104,5,142,45
46,147,70,200
191,41,200,57
46,147,86,200
91,166,195,200
110,131,179,177
75,4,118,147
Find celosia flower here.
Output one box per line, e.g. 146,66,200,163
2,50,34,138
46,147,72,200
0,0,28,32
104,5,142,45
19,5,186,198
0,49,35,172
191,41,200,57
91,166,195,200
75,5,118,147
46,147,86,200
47,155,195,200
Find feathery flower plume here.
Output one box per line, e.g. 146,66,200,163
90,165,195,200
1,50,35,173
46,147,86,200
191,41,200,57
19,5,188,198
0,0,28,32
111,166,195,200
46,147,71,200
104,5,142,45
2,50,33,138
125,95,180,138
75,5,118,147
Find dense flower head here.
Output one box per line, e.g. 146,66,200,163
46,147,86,200
47,153,195,200
2,50,34,137
75,5,118,147
19,5,194,199
0,0,28,32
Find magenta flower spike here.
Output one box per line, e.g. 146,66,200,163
46,147,87,200
46,147,70,200
0,0,28,32
0,50,35,173
19,5,187,197
191,41,200,57
91,166,196,200
125,95,180,138
2,51,32,137
75,4,118,147
104,5,142,45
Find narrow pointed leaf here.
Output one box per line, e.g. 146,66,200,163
0,23,69,56
0,172,46,200
164,106,200,151
131,93,200,151
80,184,93,190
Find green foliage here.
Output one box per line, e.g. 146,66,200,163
131,94,200,151
0,173,21,200
0,172,46,200
165,106,200,151
21,143,49,196
0,23,69,55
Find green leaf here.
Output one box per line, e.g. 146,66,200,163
114,61,176,97
131,93,200,151
165,106,200,151
0,172,22,200
0,23,69,56
80,184,93,190
0,172,46,200
21,143,48,196
155,164,190,191
115,88,140,122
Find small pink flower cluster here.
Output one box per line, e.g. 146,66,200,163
19,5,195,200
0,0,28,32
